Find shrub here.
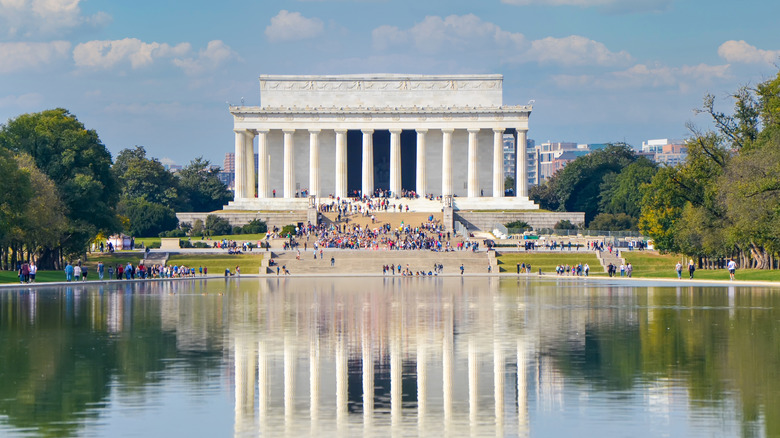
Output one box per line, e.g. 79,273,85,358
241,219,267,234
147,241,162,249
588,213,637,231
505,220,531,229
205,214,232,235
554,220,578,230
193,241,210,249
281,224,296,237
159,229,187,238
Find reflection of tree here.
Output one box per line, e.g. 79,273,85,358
0,287,222,437
547,287,779,437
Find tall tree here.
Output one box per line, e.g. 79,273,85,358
114,146,179,209
0,109,119,262
177,157,232,212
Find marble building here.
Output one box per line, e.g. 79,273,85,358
227,74,537,212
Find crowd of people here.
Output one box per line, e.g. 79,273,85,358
63,261,210,281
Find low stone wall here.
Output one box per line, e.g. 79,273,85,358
455,211,585,232
176,211,309,229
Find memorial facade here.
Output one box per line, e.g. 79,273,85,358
227,74,536,212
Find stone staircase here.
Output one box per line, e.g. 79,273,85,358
596,249,624,273
262,249,492,275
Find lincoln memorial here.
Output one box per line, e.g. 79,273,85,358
226,74,537,213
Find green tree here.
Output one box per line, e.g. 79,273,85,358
114,146,179,209
589,213,637,231
205,214,232,235
0,109,119,264
599,157,658,219
177,158,232,212
119,198,179,237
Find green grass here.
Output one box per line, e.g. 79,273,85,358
622,251,780,281
135,234,267,248
497,252,603,274
167,253,264,275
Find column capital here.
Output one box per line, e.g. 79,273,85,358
361,128,374,135
233,128,248,134
416,128,429,134
467,128,481,134
256,128,270,134
334,128,348,134
282,128,296,134
308,129,321,134
389,128,402,134
441,128,455,134
492,128,505,134
516,128,528,134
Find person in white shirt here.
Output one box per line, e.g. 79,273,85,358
728,259,736,281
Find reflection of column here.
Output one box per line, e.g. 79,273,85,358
516,129,528,198
244,130,256,198
257,129,270,198
309,338,319,425
362,326,374,427
390,129,402,196
258,341,269,421
391,329,402,425
442,129,454,197
493,128,504,198
416,129,428,197
234,338,256,436
336,337,348,426
443,302,454,424
234,129,245,199
335,129,348,198
494,339,505,430
417,342,427,422
309,129,321,198
469,338,478,429
362,129,374,198
284,338,295,422
283,129,295,198
467,128,479,198
517,338,528,437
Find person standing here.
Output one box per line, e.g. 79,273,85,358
460,264,464,275
584,263,589,276
626,263,633,278
82,265,88,281
331,257,335,267
65,262,74,281
98,261,104,280
675,261,682,279
688,259,696,279
74,264,82,281
728,259,737,281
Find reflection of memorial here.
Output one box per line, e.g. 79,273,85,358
229,278,541,437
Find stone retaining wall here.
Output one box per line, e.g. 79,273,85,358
176,211,309,229
455,211,585,232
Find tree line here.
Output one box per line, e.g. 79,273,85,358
530,69,780,269
0,108,232,270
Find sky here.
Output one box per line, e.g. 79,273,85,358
1,0,779,167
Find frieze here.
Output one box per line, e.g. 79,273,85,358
260,79,502,93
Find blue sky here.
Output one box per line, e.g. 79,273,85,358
1,0,778,166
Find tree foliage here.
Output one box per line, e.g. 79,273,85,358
177,158,232,212
119,198,179,238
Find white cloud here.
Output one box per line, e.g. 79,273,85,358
524,35,631,66
265,10,324,42
0,92,44,108
73,38,191,70
718,40,780,65
0,0,110,38
372,14,627,67
552,63,731,91
373,14,524,53
0,41,71,73
500,0,672,13
173,40,238,75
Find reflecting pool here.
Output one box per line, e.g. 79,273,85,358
0,278,778,437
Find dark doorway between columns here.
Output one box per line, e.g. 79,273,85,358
346,129,418,197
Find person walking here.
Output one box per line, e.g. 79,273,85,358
728,259,737,281
675,261,682,279
29,262,37,283
98,261,104,280
688,259,696,279
65,262,74,281
331,257,335,267
460,264,464,275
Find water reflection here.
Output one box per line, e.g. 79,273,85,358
0,278,779,437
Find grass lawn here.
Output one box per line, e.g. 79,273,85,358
167,253,264,275
622,251,780,282
497,252,604,275
135,234,267,248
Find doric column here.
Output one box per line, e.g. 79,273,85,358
257,129,269,198
389,129,402,196
335,129,348,199
493,129,504,198
516,129,528,198
416,129,427,197
361,129,374,198
442,129,454,197
309,129,321,198
283,129,295,198
233,129,246,199
244,130,256,198
467,128,479,198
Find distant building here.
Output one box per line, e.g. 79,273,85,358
504,135,536,191
223,152,259,190
642,138,687,166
